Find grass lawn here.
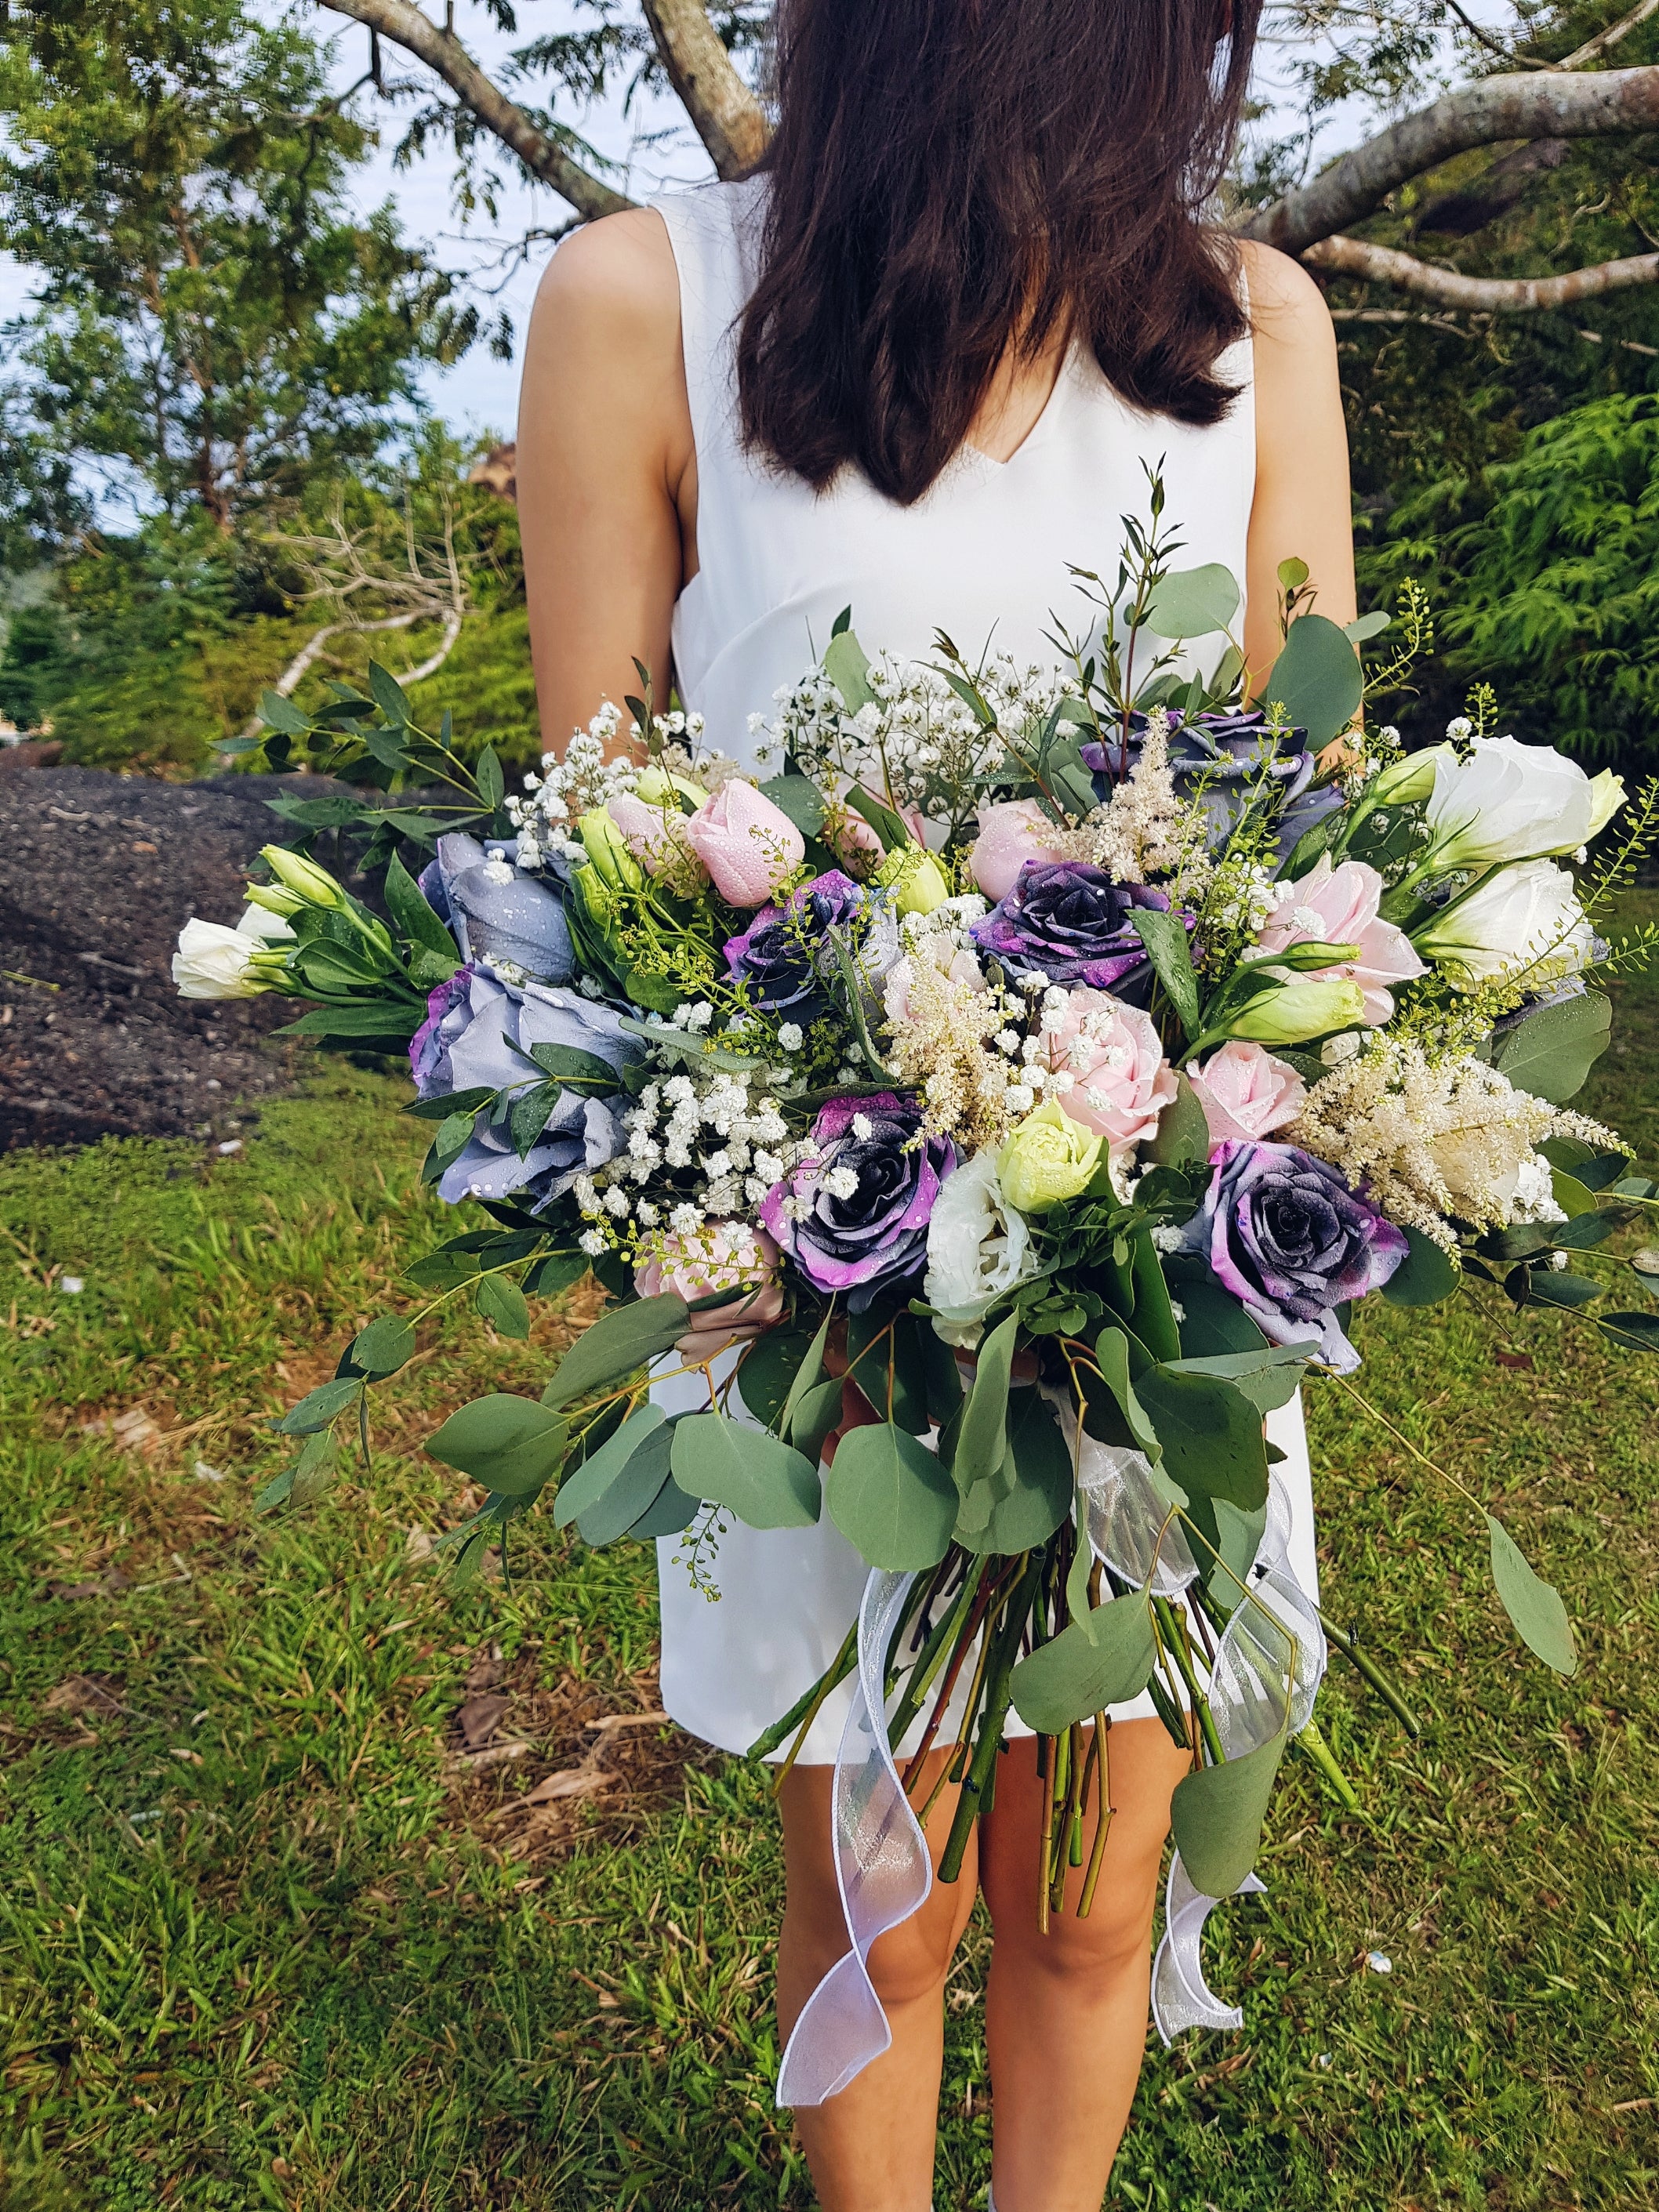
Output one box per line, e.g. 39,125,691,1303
2,898,1657,2211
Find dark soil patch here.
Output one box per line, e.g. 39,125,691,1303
0,764,350,1148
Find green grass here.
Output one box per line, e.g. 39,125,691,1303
2,907,1657,2210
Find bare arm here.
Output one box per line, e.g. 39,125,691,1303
1239,241,1357,691
516,209,695,751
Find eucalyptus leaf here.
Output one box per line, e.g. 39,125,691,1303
825,1423,957,1569
790,1377,846,1467
541,1293,691,1410
1160,1346,1307,1414
1174,1278,1269,1358
625,1472,700,1539
735,1329,818,1431
951,1310,1018,1494
1261,611,1363,747
475,1274,532,1339
1487,1514,1577,1674
1142,563,1240,642
1092,1327,1162,1457
1490,991,1611,1105
1010,1593,1157,1733
1380,1225,1461,1308
1170,1730,1288,1897
426,1394,569,1496
1599,1310,1659,1351
555,1406,668,1536
351,1315,416,1377
1135,1366,1269,1510
671,1412,822,1528
271,1376,363,1436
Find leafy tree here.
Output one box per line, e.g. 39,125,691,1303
1360,391,1659,769
0,0,485,531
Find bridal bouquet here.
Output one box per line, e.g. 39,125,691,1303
178,496,1658,2039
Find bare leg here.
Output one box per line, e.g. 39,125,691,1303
777,1753,978,2212
978,1720,1191,2212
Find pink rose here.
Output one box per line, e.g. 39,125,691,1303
970,800,1067,903
1034,988,1177,1152
826,803,883,874
1187,1040,1306,1148
1254,856,1425,1024
606,791,701,879
635,1227,786,1361
684,782,805,906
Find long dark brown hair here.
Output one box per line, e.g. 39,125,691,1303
737,0,1263,506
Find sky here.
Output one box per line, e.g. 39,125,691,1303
311,0,717,442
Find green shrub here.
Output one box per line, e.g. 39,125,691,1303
1360,393,1659,769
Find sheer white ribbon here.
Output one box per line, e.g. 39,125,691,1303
776,1565,930,2106
777,1435,1327,2101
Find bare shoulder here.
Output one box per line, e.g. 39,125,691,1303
531,207,680,350
1236,239,1336,357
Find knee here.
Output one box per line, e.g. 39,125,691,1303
864,1908,960,2011
990,1860,1162,1989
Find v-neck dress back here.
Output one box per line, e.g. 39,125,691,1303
644,177,1316,1764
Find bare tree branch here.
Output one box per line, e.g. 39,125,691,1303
641,0,769,178
1240,65,1659,254
317,0,635,219
1558,0,1659,72
1304,232,1659,310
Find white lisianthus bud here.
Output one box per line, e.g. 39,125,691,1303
172,917,274,999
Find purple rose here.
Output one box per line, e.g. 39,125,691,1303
759,1093,954,1313
725,869,898,1015
1184,1139,1408,1372
970,863,1180,1001
1083,709,1341,861
410,966,474,1095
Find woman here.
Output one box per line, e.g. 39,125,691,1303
517,2,1354,2203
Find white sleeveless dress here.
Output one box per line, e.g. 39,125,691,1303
646,178,1319,1763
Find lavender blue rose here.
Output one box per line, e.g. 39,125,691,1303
419,832,574,983
970,862,1179,1002
760,1092,954,1313
1182,1138,1408,1372
1083,708,1343,861
409,964,641,1212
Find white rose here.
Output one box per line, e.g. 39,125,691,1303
1414,860,1594,992
1423,735,1606,870
923,1150,1038,1348
173,908,292,999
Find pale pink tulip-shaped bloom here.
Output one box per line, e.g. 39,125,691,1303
684,781,806,905
1254,856,1425,1024
970,799,1068,903
635,1226,786,1360
607,790,701,879
1187,1039,1307,1148
1037,988,1177,1153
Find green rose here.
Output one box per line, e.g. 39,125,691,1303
998,1097,1104,1213
875,845,952,916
